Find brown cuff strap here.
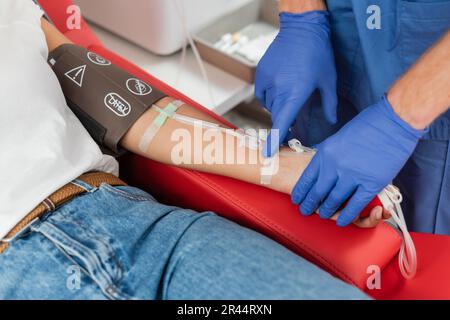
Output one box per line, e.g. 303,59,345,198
48,44,167,156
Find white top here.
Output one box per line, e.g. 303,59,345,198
0,0,119,240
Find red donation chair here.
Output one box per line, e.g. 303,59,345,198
38,0,450,300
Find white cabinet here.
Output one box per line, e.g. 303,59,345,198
75,0,254,55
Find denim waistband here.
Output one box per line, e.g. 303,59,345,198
0,172,126,254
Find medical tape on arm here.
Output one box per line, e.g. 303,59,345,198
138,100,184,152
287,139,316,155
260,156,279,185
139,99,264,153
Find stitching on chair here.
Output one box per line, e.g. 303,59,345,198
187,170,358,287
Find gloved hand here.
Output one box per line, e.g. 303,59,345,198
255,11,338,157
292,95,426,227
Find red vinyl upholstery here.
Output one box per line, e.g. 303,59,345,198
38,0,450,299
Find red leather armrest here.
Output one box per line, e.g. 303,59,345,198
120,157,450,299
120,156,402,290
38,0,101,48
370,232,450,300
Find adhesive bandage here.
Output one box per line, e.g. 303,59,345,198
287,139,316,155
260,156,279,185
138,100,184,152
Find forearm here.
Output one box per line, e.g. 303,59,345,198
388,31,450,130
37,19,302,193
122,99,385,227
121,97,308,195
279,0,327,13
40,18,72,50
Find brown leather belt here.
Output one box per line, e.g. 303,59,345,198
0,172,127,255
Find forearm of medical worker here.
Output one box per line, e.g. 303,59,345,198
388,31,450,131
279,0,327,13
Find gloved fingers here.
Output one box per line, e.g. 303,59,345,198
254,87,267,110
319,79,338,125
254,75,268,111
263,109,295,157
336,188,375,227
254,62,268,107
318,180,355,219
264,86,277,113
320,204,384,228
264,93,312,157
300,173,337,216
291,155,320,206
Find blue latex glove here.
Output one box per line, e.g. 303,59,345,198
292,95,426,227
255,11,338,157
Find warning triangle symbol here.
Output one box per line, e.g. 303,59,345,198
65,65,86,87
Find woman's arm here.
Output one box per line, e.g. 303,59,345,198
40,18,385,227
40,19,300,193
41,18,71,50
121,97,388,228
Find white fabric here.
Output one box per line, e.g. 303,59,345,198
0,0,119,240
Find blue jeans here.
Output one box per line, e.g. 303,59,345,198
0,179,368,300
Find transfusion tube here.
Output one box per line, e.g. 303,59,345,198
139,100,264,153
379,185,417,279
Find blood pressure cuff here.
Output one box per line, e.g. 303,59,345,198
48,43,167,155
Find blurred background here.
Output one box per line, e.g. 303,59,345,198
74,0,280,130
